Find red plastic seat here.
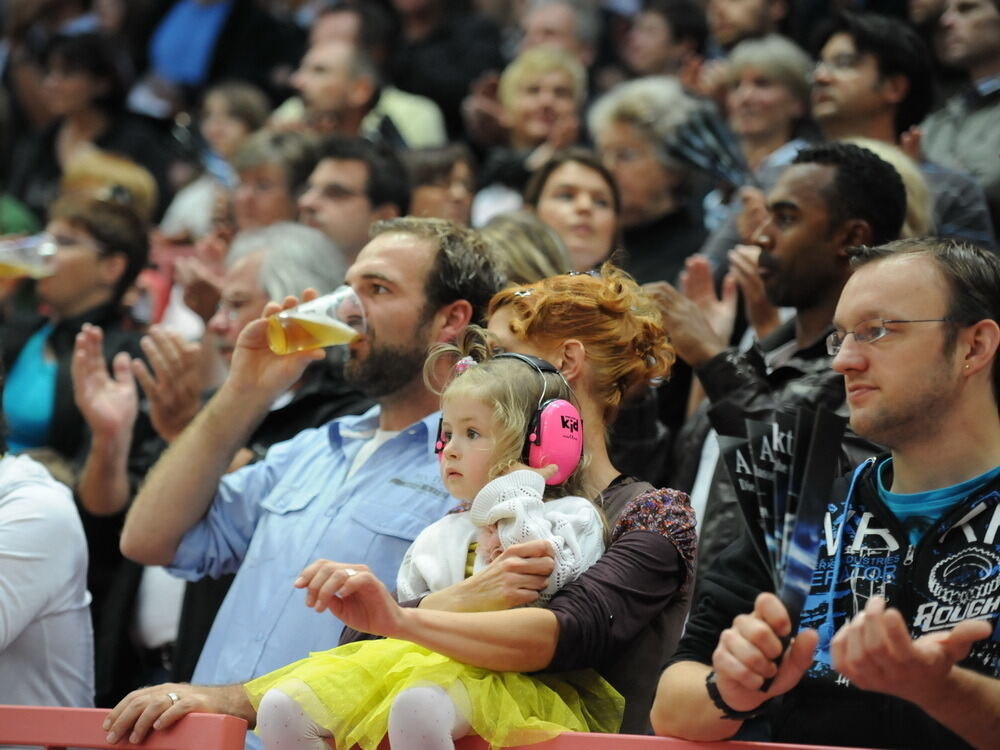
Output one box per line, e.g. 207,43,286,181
380,732,874,749
0,705,247,750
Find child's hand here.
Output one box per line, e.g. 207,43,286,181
504,462,558,482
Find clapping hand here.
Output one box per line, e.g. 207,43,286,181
72,323,138,440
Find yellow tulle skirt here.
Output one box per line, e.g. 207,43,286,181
244,638,624,750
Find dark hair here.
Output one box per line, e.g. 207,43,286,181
848,237,1000,402
370,217,506,325
44,32,133,114
641,0,708,55
319,0,400,71
813,11,933,137
317,136,410,215
48,190,150,306
402,143,475,188
523,147,620,217
793,142,905,246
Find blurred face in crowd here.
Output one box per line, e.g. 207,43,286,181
811,33,897,136
502,68,578,150
624,10,690,75
707,0,780,49
726,66,803,142
291,41,359,117
520,2,588,62
909,0,947,25
201,93,253,162
753,162,843,309
938,0,1000,73
533,160,617,271
597,120,678,229
42,56,108,117
234,163,298,231
410,160,474,225
298,157,379,260
207,251,269,363
37,218,124,319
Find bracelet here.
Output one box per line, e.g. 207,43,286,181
705,669,769,721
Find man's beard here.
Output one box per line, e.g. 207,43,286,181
344,335,430,399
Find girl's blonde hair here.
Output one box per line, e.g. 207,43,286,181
424,326,591,502
488,264,674,424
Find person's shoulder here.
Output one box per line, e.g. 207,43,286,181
612,486,695,540
0,455,77,525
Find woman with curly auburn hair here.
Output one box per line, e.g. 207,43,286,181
333,264,695,736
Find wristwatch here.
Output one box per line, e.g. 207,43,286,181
705,669,769,721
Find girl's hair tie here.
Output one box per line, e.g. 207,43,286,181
454,356,477,374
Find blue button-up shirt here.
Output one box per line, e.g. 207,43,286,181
169,406,449,691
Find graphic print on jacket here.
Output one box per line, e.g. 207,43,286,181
799,457,1000,685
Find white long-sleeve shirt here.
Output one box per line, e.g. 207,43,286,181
396,470,605,603
0,454,93,708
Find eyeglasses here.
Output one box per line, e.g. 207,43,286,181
826,318,952,356
814,52,863,75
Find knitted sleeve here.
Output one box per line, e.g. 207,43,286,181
469,470,606,601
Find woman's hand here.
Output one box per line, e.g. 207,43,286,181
419,539,555,612
72,323,138,439
295,559,405,637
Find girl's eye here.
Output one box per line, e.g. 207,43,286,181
466,429,480,439
442,431,452,443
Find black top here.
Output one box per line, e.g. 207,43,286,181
621,208,707,287
390,13,504,140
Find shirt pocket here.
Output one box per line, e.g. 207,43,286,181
249,483,322,566
351,499,431,544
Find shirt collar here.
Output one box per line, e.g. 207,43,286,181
330,404,441,455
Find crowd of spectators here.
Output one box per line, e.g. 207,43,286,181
0,1,998,749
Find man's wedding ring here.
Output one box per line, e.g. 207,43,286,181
166,692,180,705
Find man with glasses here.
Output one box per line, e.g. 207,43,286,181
811,10,995,248
653,237,1000,748
297,136,409,262
660,142,903,583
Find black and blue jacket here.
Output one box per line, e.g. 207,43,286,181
675,455,1000,749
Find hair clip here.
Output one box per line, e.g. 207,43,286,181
513,289,532,298
454,356,476,374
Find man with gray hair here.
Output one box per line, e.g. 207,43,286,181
72,221,370,703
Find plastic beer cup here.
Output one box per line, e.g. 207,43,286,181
0,233,58,279
266,285,367,354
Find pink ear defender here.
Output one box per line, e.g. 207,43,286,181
433,353,583,484
495,352,583,485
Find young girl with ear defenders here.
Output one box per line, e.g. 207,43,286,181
243,326,621,750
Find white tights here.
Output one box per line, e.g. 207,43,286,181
257,683,471,750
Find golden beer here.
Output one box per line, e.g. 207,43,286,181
267,312,359,354
0,261,53,279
